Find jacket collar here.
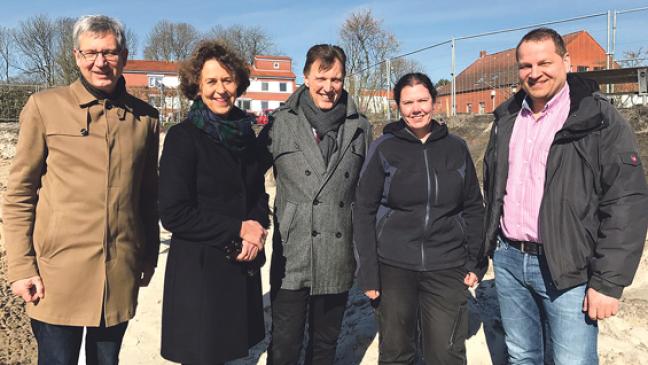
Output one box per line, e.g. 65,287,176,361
383,119,448,144
70,79,134,121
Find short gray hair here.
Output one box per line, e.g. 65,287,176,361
73,15,127,51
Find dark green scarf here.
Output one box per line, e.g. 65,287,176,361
188,99,256,153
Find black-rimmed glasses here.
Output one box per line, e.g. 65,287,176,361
76,49,121,63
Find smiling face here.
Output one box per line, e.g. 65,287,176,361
198,59,238,117
399,83,435,139
74,31,127,93
304,58,344,110
517,38,571,112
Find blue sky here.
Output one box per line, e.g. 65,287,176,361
2,0,647,83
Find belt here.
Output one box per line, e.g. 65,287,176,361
503,235,544,256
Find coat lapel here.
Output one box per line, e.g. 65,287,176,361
325,118,359,179
293,111,327,178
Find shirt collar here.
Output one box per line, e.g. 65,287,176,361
521,82,570,116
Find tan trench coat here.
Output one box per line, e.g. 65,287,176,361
3,80,160,327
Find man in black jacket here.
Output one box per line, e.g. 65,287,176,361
483,28,648,364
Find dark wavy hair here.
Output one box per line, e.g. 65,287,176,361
179,40,250,100
393,72,437,105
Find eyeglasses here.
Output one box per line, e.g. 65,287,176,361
76,49,121,63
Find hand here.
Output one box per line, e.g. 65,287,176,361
364,290,380,300
11,276,45,303
464,272,479,288
236,240,259,262
240,220,267,250
139,262,156,287
583,287,620,320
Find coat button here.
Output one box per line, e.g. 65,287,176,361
311,230,319,237
344,172,350,178
313,199,320,205
305,170,311,176
80,128,89,136
335,232,342,238
105,103,113,110
339,201,344,207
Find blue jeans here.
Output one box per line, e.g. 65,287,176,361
31,318,128,365
493,235,598,365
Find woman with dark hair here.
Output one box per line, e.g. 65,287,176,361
159,40,269,365
353,72,485,364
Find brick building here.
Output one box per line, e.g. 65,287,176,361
436,31,608,115
237,55,297,114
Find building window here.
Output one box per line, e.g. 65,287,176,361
261,101,269,110
478,102,485,114
577,66,588,72
237,99,251,110
466,103,472,114
280,82,287,92
148,75,163,88
273,62,280,69
280,102,285,107
261,82,269,91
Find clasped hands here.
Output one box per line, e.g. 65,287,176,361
237,220,268,262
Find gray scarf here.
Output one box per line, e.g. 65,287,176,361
299,89,347,166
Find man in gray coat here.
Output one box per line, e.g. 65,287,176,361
259,44,371,365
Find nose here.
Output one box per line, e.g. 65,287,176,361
529,65,541,79
322,80,332,92
215,81,226,94
94,53,107,67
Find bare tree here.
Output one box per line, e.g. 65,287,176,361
144,20,199,61
0,26,16,82
619,48,647,67
125,27,139,56
55,17,79,85
339,9,399,116
14,14,58,85
206,24,275,64
388,57,424,86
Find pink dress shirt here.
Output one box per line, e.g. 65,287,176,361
501,83,571,243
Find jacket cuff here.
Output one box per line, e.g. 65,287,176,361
8,260,40,284
588,275,624,299
464,257,489,281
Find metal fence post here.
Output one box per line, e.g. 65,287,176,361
451,37,456,116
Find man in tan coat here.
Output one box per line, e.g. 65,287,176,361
3,15,159,364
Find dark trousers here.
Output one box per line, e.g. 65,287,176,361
30,318,128,365
376,264,468,365
267,288,348,365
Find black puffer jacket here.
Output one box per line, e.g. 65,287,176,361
483,74,648,298
353,120,485,291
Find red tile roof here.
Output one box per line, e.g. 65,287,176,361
255,55,292,61
250,68,296,78
124,60,179,73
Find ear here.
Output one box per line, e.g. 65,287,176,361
563,52,571,71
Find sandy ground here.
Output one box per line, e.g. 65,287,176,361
3,115,648,364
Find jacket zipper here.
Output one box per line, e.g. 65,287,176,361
422,149,431,267
376,210,393,241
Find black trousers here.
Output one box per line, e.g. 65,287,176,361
267,288,348,365
376,264,468,365
30,318,128,365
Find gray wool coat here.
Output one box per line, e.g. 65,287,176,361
258,87,372,295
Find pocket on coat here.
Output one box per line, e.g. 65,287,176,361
277,201,297,244
35,212,60,258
